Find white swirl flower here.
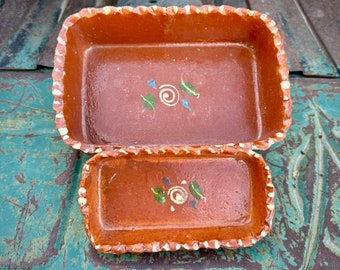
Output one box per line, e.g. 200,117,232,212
159,84,180,107
168,186,188,204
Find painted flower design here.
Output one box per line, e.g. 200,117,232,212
141,76,200,111
151,178,206,212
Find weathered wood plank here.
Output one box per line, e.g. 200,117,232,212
0,1,64,70
214,0,249,8
38,0,97,68
250,0,337,77
0,0,36,53
299,0,340,73
248,0,302,73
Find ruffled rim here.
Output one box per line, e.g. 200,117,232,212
78,146,275,254
52,5,292,154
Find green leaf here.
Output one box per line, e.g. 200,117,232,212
141,93,156,110
179,81,199,97
152,187,166,204
189,181,204,200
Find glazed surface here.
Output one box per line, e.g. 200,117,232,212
98,156,251,229
79,149,274,252
84,43,260,145
52,5,292,152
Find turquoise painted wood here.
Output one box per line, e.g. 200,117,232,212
0,73,339,269
0,72,78,267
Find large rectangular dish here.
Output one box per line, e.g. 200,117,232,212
78,146,274,254
52,5,292,153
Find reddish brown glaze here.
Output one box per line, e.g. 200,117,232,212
52,5,292,254
79,147,274,254
52,5,292,153
85,43,259,146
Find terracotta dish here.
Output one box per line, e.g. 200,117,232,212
52,5,292,254
79,147,275,253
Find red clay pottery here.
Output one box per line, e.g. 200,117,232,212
52,5,292,254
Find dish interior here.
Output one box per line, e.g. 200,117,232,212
84,43,260,145
83,153,268,245
61,10,284,147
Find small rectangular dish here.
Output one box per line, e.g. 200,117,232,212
52,5,292,254
78,147,274,254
